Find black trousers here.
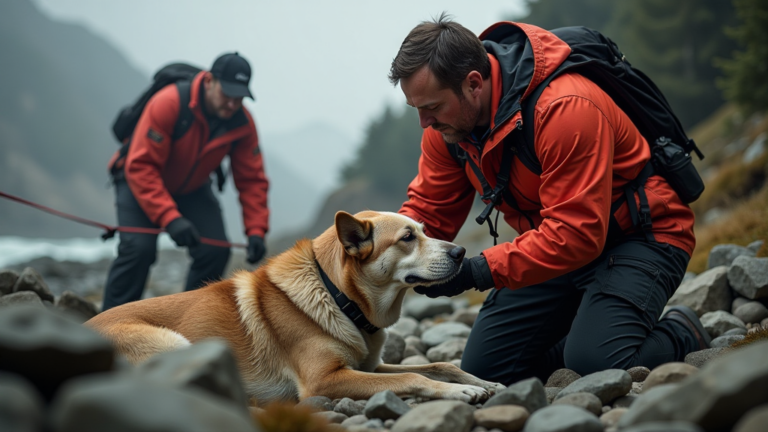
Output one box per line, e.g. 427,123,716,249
461,236,699,386
102,178,231,311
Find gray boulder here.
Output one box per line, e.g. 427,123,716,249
684,347,726,368
0,372,44,432
403,336,426,357
400,355,430,365
297,395,333,411
426,337,467,362
484,377,547,413
728,256,768,300
403,296,454,321
364,390,411,421
389,317,421,338
733,301,768,324
56,290,99,322
545,368,581,388
0,291,44,308
473,405,529,431
382,331,406,364
707,244,755,269
391,400,474,432
555,369,632,405
0,305,114,400
618,340,768,431
710,334,745,348
135,338,249,409
334,397,366,417
12,267,54,302
551,392,603,416
700,310,746,338
667,266,732,316
50,374,260,432
0,269,19,295
522,405,602,432
642,363,698,393
420,322,472,348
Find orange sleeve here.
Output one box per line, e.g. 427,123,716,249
399,128,476,241
124,86,182,228
230,115,269,237
483,95,615,290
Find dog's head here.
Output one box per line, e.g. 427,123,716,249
321,210,465,325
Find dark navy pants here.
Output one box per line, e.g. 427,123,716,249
102,177,231,311
461,236,700,386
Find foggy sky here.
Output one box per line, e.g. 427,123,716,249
32,0,524,143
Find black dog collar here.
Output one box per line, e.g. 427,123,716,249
315,261,379,335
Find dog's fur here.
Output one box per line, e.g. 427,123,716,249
86,211,504,405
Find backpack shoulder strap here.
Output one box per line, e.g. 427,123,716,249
518,72,562,177
172,80,194,140
446,142,467,169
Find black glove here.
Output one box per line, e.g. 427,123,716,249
246,235,266,264
165,217,201,248
414,256,495,298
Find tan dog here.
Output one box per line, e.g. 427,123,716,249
86,211,504,405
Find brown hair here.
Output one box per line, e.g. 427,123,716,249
388,12,490,94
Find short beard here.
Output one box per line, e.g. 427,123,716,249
434,94,480,144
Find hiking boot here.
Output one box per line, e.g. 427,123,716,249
662,305,712,350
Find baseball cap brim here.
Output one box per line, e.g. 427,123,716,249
219,80,254,99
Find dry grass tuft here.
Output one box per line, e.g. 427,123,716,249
252,402,343,432
728,325,768,350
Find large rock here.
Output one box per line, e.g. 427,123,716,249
522,405,602,432
50,374,260,432
733,405,768,432
420,322,472,348
707,244,755,269
484,377,547,413
382,331,406,364
0,305,114,400
0,372,44,432
12,267,54,303
555,369,632,405
389,317,421,338
426,337,467,362
618,340,768,431
364,390,411,421
700,310,746,338
403,336,426,358
403,297,454,321
728,256,768,300
642,363,699,393
733,302,768,324
0,270,19,295
551,392,603,416
56,290,99,322
135,338,249,409
473,405,529,432
391,400,474,432
684,347,725,368
667,267,732,316
545,369,581,388
0,291,45,308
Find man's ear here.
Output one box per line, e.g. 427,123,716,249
465,70,484,98
335,211,374,260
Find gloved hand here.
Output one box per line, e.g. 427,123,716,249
414,256,495,298
165,217,201,248
246,235,266,264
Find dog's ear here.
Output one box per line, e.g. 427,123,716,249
335,211,374,259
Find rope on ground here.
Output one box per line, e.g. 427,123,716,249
0,190,246,249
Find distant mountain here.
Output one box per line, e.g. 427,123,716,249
0,0,322,242
261,122,357,193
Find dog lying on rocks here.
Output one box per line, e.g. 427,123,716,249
86,211,505,405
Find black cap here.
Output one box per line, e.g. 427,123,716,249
210,52,254,99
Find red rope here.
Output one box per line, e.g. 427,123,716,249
0,190,246,249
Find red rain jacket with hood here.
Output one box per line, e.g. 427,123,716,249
108,71,269,237
399,22,695,291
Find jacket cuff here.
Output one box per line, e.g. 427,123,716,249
469,255,496,291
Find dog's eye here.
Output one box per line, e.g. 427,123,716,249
401,232,415,242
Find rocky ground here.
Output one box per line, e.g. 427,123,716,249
1,240,768,432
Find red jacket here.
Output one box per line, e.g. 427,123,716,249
399,22,695,290
108,72,269,237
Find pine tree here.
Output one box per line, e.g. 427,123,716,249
716,0,768,115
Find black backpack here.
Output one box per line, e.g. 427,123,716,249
111,63,228,191
449,26,705,244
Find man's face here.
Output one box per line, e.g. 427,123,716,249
203,75,243,119
401,66,481,144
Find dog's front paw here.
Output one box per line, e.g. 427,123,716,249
443,384,490,404
480,380,506,395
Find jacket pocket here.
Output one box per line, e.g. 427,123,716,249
600,254,660,312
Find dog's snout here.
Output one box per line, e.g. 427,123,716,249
448,246,466,263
